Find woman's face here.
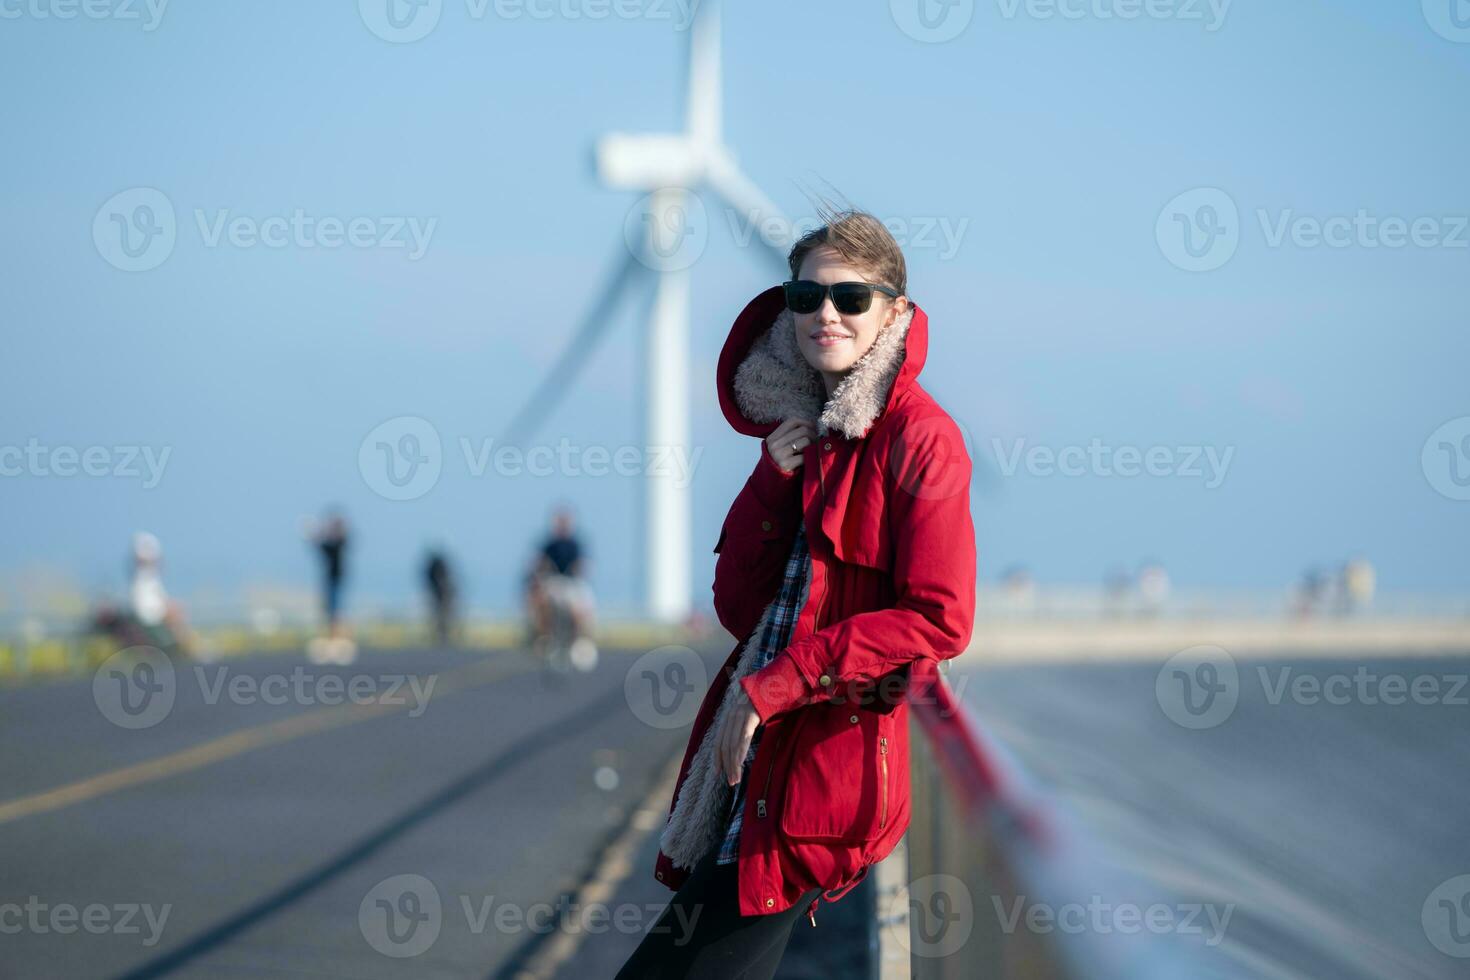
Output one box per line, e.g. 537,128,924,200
791,246,909,396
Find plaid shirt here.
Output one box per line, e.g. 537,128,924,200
716,518,811,865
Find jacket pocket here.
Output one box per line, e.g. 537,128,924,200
780,702,890,843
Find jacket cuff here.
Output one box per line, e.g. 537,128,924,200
740,649,817,722
750,439,802,511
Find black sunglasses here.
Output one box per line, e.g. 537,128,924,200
783,279,899,315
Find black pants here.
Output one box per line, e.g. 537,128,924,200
614,847,820,979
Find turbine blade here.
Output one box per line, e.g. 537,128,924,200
500,245,649,444
705,158,791,271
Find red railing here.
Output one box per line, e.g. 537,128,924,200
901,659,1183,979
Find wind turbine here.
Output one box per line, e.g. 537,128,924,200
501,0,791,624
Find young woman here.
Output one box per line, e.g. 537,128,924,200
616,208,977,979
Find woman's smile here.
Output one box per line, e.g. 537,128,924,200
810,330,852,348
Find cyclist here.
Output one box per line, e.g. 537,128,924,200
524,505,597,667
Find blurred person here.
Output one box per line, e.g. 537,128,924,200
122,531,195,655
523,505,597,669
620,206,976,978
1343,555,1376,614
128,531,168,629
1000,563,1036,617
1292,565,1326,619
90,531,195,656
423,545,458,646
1102,564,1131,619
1136,559,1170,618
1334,556,1377,617
304,508,355,663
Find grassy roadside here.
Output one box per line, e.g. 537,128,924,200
0,619,710,687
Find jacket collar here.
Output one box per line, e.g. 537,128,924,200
716,285,928,441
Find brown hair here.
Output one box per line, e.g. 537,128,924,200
787,200,908,299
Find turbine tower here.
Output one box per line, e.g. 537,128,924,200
501,0,790,623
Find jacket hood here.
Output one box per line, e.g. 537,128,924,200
716,285,928,441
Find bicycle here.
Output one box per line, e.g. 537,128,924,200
528,572,598,678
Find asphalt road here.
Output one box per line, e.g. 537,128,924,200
9,642,1463,979
961,652,1470,980
0,643,710,979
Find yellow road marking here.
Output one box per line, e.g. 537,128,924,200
508,748,683,980
0,655,529,826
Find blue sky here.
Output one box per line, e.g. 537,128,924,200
2,1,1467,615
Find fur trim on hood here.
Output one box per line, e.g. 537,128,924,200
715,284,930,443
730,307,916,440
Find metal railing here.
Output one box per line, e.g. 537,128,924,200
903,659,1185,979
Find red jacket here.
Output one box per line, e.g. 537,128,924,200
652,284,977,922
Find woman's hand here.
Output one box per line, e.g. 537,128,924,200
714,694,763,787
764,418,817,475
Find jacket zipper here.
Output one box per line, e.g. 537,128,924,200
878,735,889,831
811,441,832,923
756,709,811,819
755,728,783,819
